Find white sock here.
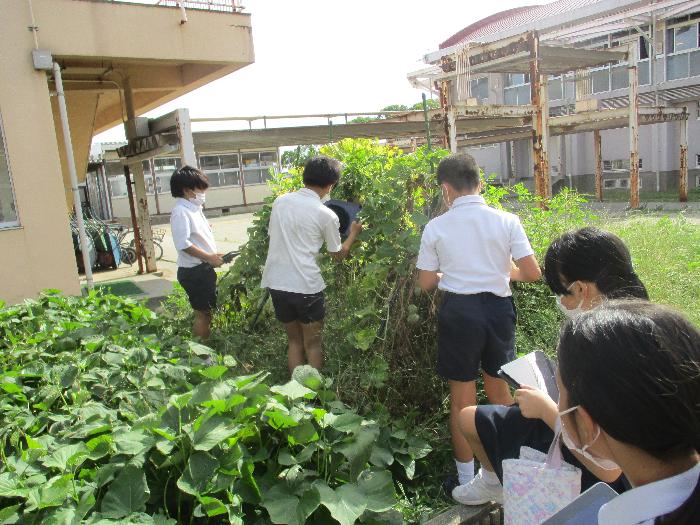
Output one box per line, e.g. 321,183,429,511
455,459,474,485
479,467,501,486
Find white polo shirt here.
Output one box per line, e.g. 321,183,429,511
416,195,533,297
598,462,700,525
170,197,217,268
261,188,342,294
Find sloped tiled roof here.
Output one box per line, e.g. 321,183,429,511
440,0,604,48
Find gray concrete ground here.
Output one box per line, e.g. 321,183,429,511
81,213,256,306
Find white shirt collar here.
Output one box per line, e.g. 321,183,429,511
176,197,202,211
451,194,485,208
298,187,321,200
599,462,700,525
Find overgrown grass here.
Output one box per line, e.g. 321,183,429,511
586,187,700,202
605,214,700,326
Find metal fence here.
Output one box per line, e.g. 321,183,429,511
80,0,243,13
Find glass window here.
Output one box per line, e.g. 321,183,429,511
221,171,240,187
611,64,629,90
219,154,239,170
691,50,700,77
142,160,151,176
470,77,489,101
242,153,259,168
591,68,610,93
639,60,650,85
200,155,220,171
618,179,629,188
668,53,689,80
505,73,529,87
244,169,263,185
548,76,563,100
108,176,128,198
675,25,698,53
154,157,181,173
0,113,18,228
105,160,124,177
639,36,650,60
504,88,518,105
696,153,700,166
603,160,613,171
206,172,222,187
603,179,616,188
156,174,171,194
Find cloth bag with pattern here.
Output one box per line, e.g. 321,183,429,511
502,432,582,525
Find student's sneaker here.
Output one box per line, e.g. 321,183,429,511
452,468,503,505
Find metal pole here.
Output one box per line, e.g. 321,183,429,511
447,107,457,154
53,62,93,289
529,31,549,203
422,92,434,173
124,165,144,274
628,45,640,209
652,14,661,193
679,113,688,203
150,157,161,215
594,129,603,202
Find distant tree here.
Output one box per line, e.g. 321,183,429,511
349,99,440,123
281,145,319,169
410,99,439,110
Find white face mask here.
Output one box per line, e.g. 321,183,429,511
559,406,620,471
556,282,584,318
189,192,205,207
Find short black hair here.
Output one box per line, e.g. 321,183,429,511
436,154,480,192
170,165,209,198
543,227,648,299
302,156,341,188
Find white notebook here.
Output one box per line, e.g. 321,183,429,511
498,350,559,401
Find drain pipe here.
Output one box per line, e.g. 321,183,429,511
53,61,94,289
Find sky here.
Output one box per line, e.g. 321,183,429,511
95,0,545,142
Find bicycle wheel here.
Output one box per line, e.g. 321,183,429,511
129,239,163,261
121,247,137,266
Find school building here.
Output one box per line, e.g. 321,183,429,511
423,0,700,194
0,0,254,305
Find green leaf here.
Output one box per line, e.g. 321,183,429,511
369,446,394,468
100,465,149,519
336,426,380,478
395,454,416,479
328,412,363,433
261,484,320,525
188,341,213,356
271,380,316,400
199,366,228,380
192,416,241,451
0,504,20,525
196,496,227,517
41,443,89,472
291,365,323,391
357,470,395,512
314,481,366,525
177,452,218,496
0,472,21,498
113,430,155,456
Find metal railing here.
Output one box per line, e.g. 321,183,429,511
79,0,244,14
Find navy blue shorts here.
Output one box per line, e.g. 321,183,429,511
269,289,325,324
475,404,630,493
177,263,217,312
437,292,516,382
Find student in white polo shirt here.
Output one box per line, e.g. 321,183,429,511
556,301,700,525
416,154,541,493
261,156,362,374
170,165,223,342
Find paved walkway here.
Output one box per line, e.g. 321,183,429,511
81,213,256,307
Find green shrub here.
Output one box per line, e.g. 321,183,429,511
0,291,430,524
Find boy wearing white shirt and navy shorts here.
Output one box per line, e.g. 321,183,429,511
261,156,362,374
170,165,224,342
416,154,541,498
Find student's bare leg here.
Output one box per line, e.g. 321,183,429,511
193,310,212,341
449,379,478,462
482,371,513,405
458,406,496,472
301,321,324,370
284,321,305,374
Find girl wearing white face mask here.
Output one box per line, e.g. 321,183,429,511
557,301,700,525
454,228,648,506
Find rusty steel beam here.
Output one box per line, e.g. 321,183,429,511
680,116,688,203
628,48,640,210
529,32,550,202
439,81,450,150
594,130,603,202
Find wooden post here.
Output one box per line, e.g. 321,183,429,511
628,46,640,209
679,115,688,203
530,31,550,203
124,165,144,275
447,107,458,153
123,77,157,272
594,130,603,202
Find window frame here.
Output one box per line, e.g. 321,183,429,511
0,110,20,230
665,22,700,81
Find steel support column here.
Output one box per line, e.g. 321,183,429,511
679,115,688,203
594,130,603,202
628,46,640,209
123,77,157,272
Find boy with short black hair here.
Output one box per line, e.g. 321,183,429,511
416,154,541,497
170,165,224,341
261,155,362,374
